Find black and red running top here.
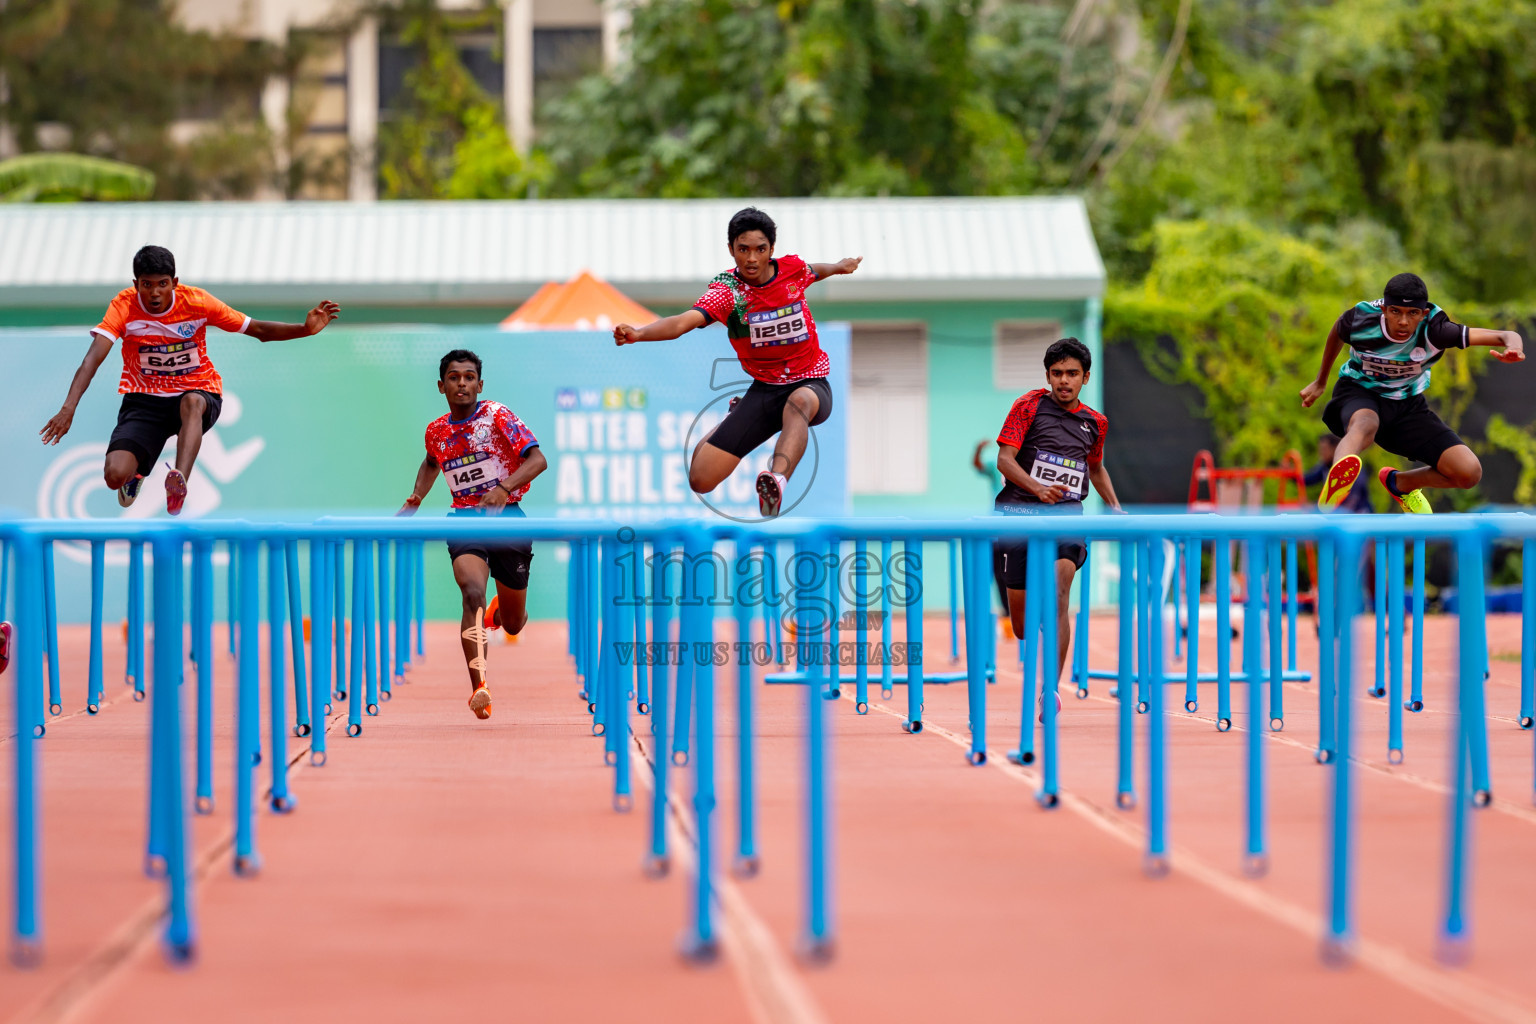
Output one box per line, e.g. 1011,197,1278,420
692,255,830,385
994,389,1108,508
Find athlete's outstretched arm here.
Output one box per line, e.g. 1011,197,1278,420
1466,327,1525,362
613,309,708,346
478,447,548,509
1088,460,1125,512
810,257,863,281
40,334,114,445
996,443,1069,505
398,455,439,517
246,301,341,342
1299,322,1345,408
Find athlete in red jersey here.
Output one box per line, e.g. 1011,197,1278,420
993,338,1124,715
612,207,861,518
39,245,340,516
399,349,548,721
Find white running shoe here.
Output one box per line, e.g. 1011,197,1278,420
117,474,144,508
756,471,787,518
1038,689,1063,724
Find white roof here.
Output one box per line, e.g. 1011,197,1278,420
0,196,1104,309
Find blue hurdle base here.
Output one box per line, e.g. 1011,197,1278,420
764,669,989,685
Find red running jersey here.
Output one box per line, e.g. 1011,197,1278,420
92,285,250,396
692,254,830,384
424,401,540,508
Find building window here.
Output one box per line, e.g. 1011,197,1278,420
850,323,928,495
534,27,602,108
994,321,1062,392
379,34,504,114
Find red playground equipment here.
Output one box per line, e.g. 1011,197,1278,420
1185,448,1316,608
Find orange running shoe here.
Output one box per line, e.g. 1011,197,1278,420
483,595,500,631
468,685,493,720
1316,455,1362,511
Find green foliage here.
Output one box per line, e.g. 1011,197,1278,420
0,0,279,199
0,152,154,202
538,0,1117,198
376,0,549,199
1486,414,1536,505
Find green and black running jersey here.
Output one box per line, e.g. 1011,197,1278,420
1334,299,1468,400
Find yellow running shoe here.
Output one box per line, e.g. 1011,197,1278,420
1317,455,1363,511
1379,467,1432,514
468,685,493,720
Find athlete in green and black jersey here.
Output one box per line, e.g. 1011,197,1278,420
1300,273,1524,513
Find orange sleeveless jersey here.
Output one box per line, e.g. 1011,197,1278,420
92,285,251,396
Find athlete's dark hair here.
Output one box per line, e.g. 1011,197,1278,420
133,245,176,279
727,207,776,247
439,349,483,379
1383,272,1429,304
1044,337,1092,373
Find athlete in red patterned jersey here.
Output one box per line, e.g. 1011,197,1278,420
39,245,340,516
399,350,548,721
993,338,1124,716
612,207,861,518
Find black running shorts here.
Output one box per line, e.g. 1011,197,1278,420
107,391,223,478
992,502,1087,590
1322,377,1464,469
706,377,833,459
446,504,534,591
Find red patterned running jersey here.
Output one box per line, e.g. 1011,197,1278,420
424,401,540,509
92,284,250,396
995,389,1107,508
692,254,830,384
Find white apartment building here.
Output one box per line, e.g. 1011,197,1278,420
175,0,630,200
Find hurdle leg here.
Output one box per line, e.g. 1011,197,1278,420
644,540,672,876
879,539,893,698
309,540,331,767
88,540,105,713
1184,537,1200,713
854,541,869,713
1111,539,1136,807
1519,538,1533,729
948,537,960,662
283,541,310,738
963,538,988,765
1459,536,1492,806
267,543,293,813
1243,540,1267,877
1316,537,1336,764
348,541,365,736
376,540,391,700
1038,538,1060,807
826,539,841,699
1387,539,1406,761
683,532,719,961
734,542,758,875
902,538,924,734
414,541,425,658
1267,538,1284,731
333,541,348,702
1215,539,1232,731
193,541,215,812
609,539,632,810
395,540,409,680
363,541,379,716
1136,540,1151,714
234,538,261,875
1372,541,1387,698
1324,531,1361,963
1011,544,1040,765
1074,541,1092,699
633,539,649,713
129,540,145,695
1145,539,1168,875
12,533,43,964
149,533,195,961
801,537,832,963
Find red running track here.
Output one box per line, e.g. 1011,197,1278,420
2,612,1535,1023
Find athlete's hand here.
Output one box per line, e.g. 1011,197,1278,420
395,502,418,518
40,407,75,445
304,301,341,336
479,483,510,511
834,256,863,276
1493,333,1525,363
613,324,641,346
1299,380,1326,408
1034,482,1071,505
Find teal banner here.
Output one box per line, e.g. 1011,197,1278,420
2,323,850,622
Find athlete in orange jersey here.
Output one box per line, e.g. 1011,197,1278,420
39,245,340,515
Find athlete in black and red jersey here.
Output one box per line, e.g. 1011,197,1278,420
398,349,547,721
994,338,1123,712
612,207,861,518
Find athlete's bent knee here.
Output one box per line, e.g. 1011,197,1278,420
1446,459,1483,489
503,611,528,636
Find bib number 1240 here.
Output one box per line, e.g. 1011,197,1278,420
1029,451,1087,498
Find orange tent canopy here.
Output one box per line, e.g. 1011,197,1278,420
499,270,658,331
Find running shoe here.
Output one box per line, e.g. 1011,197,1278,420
483,595,500,631
164,464,188,517
117,474,143,508
468,685,493,720
1317,454,1362,511
1038,688,1063,724
0,621,11,676
756,471,787,518
1379,467,1432,514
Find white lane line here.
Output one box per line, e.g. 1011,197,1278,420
861,695,1536,1024
628,731,830,1024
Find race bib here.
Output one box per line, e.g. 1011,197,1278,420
1030,451,1087,499
137,340,201,377
443,451,507,498
1358,352,1422,381
747,303,810,348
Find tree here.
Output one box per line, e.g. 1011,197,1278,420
0,152,154,201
